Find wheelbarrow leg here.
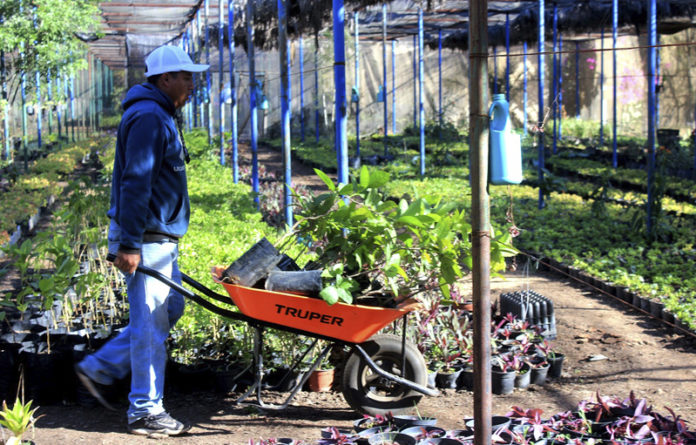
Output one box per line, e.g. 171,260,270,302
235,327,332,410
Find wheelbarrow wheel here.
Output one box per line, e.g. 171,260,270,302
341,333,427,415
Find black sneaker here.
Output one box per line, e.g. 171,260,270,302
128,412,191,438
75,364,117,411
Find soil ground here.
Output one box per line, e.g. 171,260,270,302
9,142,696,444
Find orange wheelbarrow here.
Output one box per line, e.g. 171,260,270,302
107,254,438,414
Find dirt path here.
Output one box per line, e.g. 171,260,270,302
19,143,696,444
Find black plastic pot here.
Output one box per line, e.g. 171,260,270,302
435,368,462,389
457,366,474,391
491,368,515,395
0,343,20,403
547,354,565,379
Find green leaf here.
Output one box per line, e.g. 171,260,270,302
397,215,425,227
320,286,340,305
359,166,370,190
314,169,336,191
367,169,390,188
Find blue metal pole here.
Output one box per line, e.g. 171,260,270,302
538,0,545,209
600,27,605,147
205,0,213,146
228,0,239,183
354,13,360,158
558,35,563,141
278,0,292,226
612,0,618,168
647,0,657,234
218,0,225,165
382,3,388,154
418,8,425,177
194,13,200,128
315,34,320,143
493,46,498,95
438,29,443,132
247,0,259,206
392,40,396,135
575,41,580,118
413,34,417,128
505,13,510,101
333,0,348,184
55,72,62,141
47,69,53,135
656,34,660,128
523,41,528,135
693,104,696,172
1,39,8,159
300,35,305,142
33,7,42,149
69,74,75,143
552,5,557,155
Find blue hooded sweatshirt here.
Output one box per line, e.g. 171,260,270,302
107,83,189,252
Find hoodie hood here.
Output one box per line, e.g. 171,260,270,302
121,83,176,115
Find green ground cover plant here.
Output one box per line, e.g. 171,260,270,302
0,137,109,246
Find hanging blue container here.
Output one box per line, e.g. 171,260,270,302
489,93,523,185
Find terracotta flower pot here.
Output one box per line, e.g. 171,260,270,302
308,368,334,392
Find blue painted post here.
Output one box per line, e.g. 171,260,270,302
612,0,618,167
47,69,53,135
552,5,557,154
392,40,396,134
523,41,528,135
413,34,417,128
194,14,200,128
55,72,61,141
538,0,545,209
247,0,259,206
314,34,320,143
69,74,75,143
575,41,580,118
418,8,425,176
299,35,305,142
186,29,194,131
333,0,348,184
505,13,510,101
205,0,213,146
354,13,360,158
382,3,388,154
228,0,239,183
278,0,292,226
693,104,696,172
647,0,657,234
600,27,605,147
558,35,563,140
33,7,42,149
1,38,8,159
438,29,443,132
218,0,225,165
493,46,497,95
656,34,660,128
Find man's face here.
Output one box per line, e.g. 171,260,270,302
160,71,194,109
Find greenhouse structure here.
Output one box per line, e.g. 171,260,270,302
1,0,696,444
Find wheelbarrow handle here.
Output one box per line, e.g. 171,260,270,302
106,252,196,299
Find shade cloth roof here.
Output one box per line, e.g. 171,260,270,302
89,0,696,70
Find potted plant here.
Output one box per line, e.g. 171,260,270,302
307,342,335,392
535,340,564,379
0,398,42,445
285,167,514,306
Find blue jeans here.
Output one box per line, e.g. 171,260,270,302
79,220,185,422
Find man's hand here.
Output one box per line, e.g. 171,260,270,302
114,251,141,274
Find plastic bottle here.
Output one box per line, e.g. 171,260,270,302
489,94,523,185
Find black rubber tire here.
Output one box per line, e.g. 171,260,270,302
341,333,428,415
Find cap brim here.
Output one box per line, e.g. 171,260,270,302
145,63,210,77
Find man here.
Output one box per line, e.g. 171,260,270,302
75,45,208,438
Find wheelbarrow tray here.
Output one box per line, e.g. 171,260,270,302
216,280,411,344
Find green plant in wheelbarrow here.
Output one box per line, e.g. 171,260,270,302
281,166,516,306
0,398,42,445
